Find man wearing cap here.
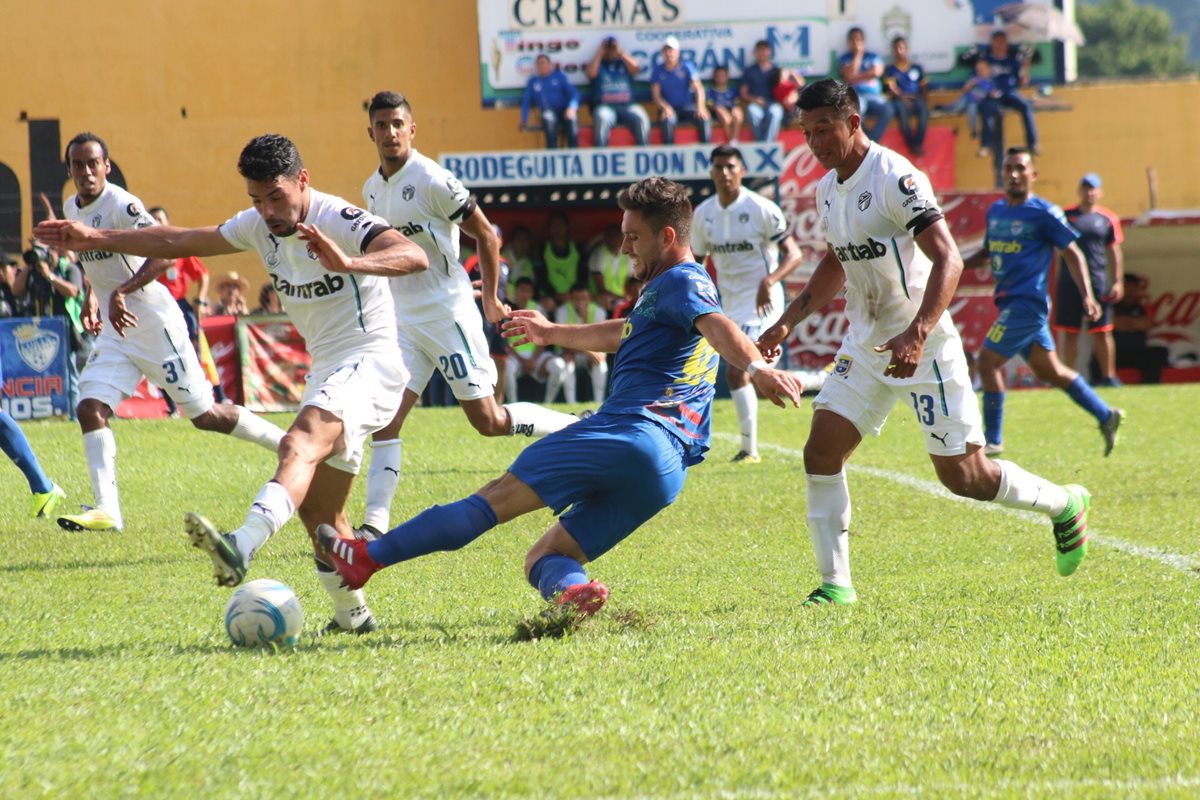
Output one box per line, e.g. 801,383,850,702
520,54,580,149
586,36,650,147
650,36,711,145
1054,172,1125,387
214,271,249,316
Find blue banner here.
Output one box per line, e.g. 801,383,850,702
0,317,70,419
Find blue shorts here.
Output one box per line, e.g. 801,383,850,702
508,412,689,561
981,300,1055,359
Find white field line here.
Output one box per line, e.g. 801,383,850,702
712,433,1200,577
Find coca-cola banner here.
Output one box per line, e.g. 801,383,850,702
203,315,241,406
238,316,310,413
1122,217,1200,368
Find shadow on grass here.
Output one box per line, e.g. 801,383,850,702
1,640,241,662
0,553,180,575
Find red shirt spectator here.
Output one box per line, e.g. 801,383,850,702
158,255,208,301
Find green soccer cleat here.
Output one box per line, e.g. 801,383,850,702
801,582,858,607
1052,485,1091,576
58,507,120,532
1100,408,1124,457
32,484,66,519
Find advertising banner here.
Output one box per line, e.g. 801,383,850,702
238,316,309,413
203,315,242,406
478,0,1058,107
0,317,69,419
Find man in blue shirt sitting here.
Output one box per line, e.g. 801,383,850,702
739,40,784,142
884,36,929,157
838,27,892,142
520,54,580,149
586,36,650,147
978,30,1039,156
651,36,711,145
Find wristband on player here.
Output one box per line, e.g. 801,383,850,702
747,359,769,378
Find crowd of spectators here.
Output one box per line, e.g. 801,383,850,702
519,27,1041,157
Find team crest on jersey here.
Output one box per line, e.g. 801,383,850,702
91,214,102,226
266,252,280,267
738,212,750,223
898,174,917,196
858,191,872,211
834,354,853,377
126,202,141,217
402,185,415,201
1010,220,1025,236
13,322,61,373
340,207,365,221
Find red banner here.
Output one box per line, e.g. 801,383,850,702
204,315,241,405
238,316,309,412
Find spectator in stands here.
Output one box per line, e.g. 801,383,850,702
214,271,249,316
740,40,785,143
612,275,643,319
554,284,609,404
588,223,631,312
935,59,997,153
587,36,650,147
149,207,212,349
504,277,571,404
254,283,283,315
14,243,84,416
707,65,744,142
538,211,584,310
0,252,27,318
503,225,537,296
520,54,580,150
884,36,929,157
770,66,806,124
978,30,1038,156
1112,273,1168,384
839,27,892,142
650,36,711,145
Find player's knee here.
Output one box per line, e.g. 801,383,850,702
76,398,110,429
802,442,838,475
278,431,322,466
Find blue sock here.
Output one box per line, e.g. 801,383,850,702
366,494,498,566
1065,376,1111,424
0,412,52,494
528,554,588,600
982,391,1004,445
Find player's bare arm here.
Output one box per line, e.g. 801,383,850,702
108,257,174,337
296,225,427,277
757,234,805,315
1107,242,1125,302
757,246,846,357
81,278,102,335
874,218,962,380
460,209,508,323
504,308,624,353
35,220,240,259
695,312,803,408
1060,242,1100,321
962,244,990,271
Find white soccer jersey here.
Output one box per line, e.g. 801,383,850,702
815,142,958,351
218,189,397,370
691,187,789,326
64,183,178,335
363,149,477,324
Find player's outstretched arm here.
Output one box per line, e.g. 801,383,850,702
503,308,624,353
757,246,845,359
34,220,239,259
1060,242,1101,321
696,312,802,408
297,225,427,277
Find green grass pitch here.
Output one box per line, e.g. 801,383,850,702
2,384,1198,797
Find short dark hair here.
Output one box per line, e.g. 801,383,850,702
847,26,864,39
617,177,692,241
991,29,1008,39
797,79,859,117
536,53,551,62
754,39,770,50
514,276,535,289
148,206,167,218
1005,146,1034,160
709,144,745,165
713,65,728,75
570,283,590,294
892,36,908,47
65,132,108,162
548,210,569,226
368,91,412,120
238,134,304,182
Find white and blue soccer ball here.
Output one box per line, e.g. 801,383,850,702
224,579,304,649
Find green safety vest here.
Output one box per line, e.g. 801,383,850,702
563,302,604,326
505,253,536,296
543,241,580,296
592,249,629,295
513,299,541,356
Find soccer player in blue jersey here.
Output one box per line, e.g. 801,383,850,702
318,177,803,616
964,148,1124,456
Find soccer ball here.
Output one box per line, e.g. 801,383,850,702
224,579,304,649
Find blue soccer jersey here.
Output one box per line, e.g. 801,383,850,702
984,195,1079,313
601,261,721,463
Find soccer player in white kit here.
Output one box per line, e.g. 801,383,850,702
358,91,577,536
38,134,429,634
54,133,285,533
691,144,803,463
756,81,1094,606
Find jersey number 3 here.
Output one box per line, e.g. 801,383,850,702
910,392,936,426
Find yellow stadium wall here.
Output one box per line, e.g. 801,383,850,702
2,1,1198,287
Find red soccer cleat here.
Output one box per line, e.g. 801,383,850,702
316,524,382,590
555,580,610,617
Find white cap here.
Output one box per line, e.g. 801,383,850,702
663,35,680,50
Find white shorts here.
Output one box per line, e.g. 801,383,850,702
79,325,214,419
733,307,784,341
813,335,984,456
302,353,408,474
397,310,498,402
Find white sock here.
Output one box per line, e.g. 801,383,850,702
230,480,295,562
992,460,1069,516
806,472,852,588
590,361,609,404
363,438,402,531
82,428,122,528
504,358,519,403
544,356,568,403
563,358,578,403
230,406,285,452
317,566,373,630
505,402,577,437
731,384,758,456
